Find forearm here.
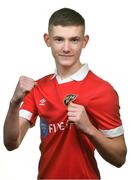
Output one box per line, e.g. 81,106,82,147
87,125,127,167
4,76,36,150
4,100,21,150
67,102,127,167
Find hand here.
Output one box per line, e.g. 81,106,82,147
11,76,36,104
67,102,93,134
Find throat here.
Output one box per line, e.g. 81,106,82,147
57,63,83,80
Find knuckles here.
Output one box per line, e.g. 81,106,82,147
12,76,36,103
18,76,35,92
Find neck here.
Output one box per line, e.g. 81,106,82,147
56,62,83,79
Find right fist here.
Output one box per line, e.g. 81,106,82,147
11,76,36,104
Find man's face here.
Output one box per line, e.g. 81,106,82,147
44,25,89,68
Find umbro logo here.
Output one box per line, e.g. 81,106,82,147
39,98,46,106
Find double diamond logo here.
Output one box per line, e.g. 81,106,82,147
39,98,46,106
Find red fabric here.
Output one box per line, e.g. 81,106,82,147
20,71,122,179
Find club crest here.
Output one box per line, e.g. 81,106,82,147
64,94,77,106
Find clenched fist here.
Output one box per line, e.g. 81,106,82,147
11,76,36,104
67,102,94,134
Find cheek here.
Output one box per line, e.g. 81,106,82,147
74,46,82,55
50,46,58,56
51,44,62,54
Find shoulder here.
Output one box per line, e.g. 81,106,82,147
86,71,119,102
86,71,120,114
88,70,115,91
32,73,56,94
36,74,54,85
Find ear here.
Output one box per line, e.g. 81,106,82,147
43,33,50,47
82,35,89,48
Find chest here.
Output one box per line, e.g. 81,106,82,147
35,79,97,123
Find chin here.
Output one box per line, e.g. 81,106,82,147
58,61,74,67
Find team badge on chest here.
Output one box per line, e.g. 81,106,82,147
64,94,77,106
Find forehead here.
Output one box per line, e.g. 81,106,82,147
49,25,84,37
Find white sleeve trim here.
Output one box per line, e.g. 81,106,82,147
19,109,33,121
99,125,124,137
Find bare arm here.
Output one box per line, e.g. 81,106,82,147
4,102,30,150
87,127,127,167
3,76,36,151
67,102,127,167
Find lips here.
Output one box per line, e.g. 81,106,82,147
59,54,73,57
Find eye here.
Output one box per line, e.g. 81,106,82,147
71,38,80,43
54,37,64,43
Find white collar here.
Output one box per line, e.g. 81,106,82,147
51,64,89,84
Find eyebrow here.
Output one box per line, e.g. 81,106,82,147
53,36,81,40
70,37,81,40
53,36,64,39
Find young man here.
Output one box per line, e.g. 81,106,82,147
4,8,127,179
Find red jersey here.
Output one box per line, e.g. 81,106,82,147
20,69,123,179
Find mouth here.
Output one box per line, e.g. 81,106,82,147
59,54,74,57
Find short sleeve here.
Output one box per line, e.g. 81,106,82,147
19,89,38,127
87,84,124,137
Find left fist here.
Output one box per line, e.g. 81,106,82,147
67,102,93,134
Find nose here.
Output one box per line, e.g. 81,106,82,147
63,41,71,53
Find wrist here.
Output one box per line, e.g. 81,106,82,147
10,97,22,106
85,124,98,138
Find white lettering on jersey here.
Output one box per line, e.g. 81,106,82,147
48,122,68,134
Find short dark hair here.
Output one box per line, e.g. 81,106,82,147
48,8,85,32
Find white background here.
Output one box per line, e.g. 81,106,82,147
0,0,131,179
